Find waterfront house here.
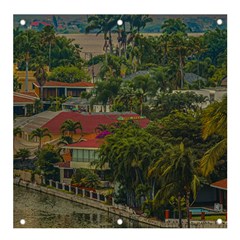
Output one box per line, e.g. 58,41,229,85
210,178,227,210
55,138,106,184
193,178,227,211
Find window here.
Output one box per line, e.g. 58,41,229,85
94,151,99,160
89,150,94,160
83,150,89,161
80,149,84,160
72,149,98,162
72,150,78,161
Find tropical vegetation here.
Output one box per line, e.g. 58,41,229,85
13,16,227,227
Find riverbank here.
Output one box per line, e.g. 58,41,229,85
14,178,227,228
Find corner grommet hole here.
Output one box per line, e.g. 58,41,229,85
20,19,26,26
117,19,123,26
20,219,26,225
117,218,123,225
216,218,223,225
217,19,223,25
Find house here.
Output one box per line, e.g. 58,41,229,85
15,111,150,150
14,92,39,116
173,88,227,108
33,81,95,101
55,138,107,184
14,67,38,93
62,97,111,113
210,178,227,210
194,178,227,211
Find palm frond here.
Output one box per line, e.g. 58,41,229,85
200,138,227,176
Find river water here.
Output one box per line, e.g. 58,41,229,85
14,185,154,228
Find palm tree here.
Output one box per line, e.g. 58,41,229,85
60,120,82,138
135,88,146,116
14,148,31,161
114,84,136,112
40,25,56,70
30,128,52,149
162,18,190,35
129,15,153,35
149,143,200,228
200,95,227,176
95,123,109,134
86,15,116,60
34,99,43,114
14,127,22,138
57,135,74,146
168,33,190,89
14,30,38,92
34,64,48,102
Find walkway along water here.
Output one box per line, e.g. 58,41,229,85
14,177,227,228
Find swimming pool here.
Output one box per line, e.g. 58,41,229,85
189,208,211,213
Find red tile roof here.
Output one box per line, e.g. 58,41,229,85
42,112,150,134
210,178,227,190
19,92,39,98
34,81,94,88
64,138,104,149
14,96,35,103
14,92,39,103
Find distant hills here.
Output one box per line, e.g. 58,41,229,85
14,15,227,33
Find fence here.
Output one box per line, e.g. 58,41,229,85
47,179,108,204
47,179,135,212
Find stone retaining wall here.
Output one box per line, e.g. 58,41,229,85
14,178,227,228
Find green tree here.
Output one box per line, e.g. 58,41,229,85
202,29,227,66
30,128,52,149
200,95,227,176
149,143,200,228
162,18,190,35
14,127,22,138
168,32,192,89
40,25,56,70
151,91,208,119
14,148,31,161
86,15,117,59
34,99,43,114
97,125,166,207
113,83,136,112
14,75,20,92
35,145,62,181
147,110,203,149
72,168,100,188
48,66,90,83
50,36,83,68
94,77,122,110
14,29,39,91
